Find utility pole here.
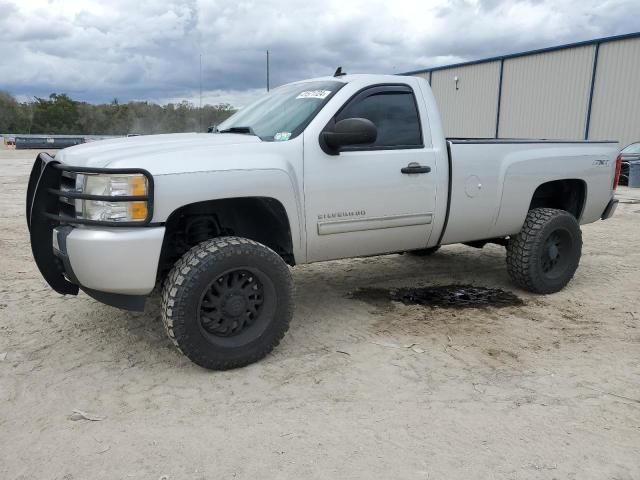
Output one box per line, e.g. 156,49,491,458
199,53,203,132
266,50,270,92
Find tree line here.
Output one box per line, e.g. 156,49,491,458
0,91,236,135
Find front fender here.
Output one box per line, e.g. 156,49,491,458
152,169,305,262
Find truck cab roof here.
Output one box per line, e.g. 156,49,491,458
287,73,415,87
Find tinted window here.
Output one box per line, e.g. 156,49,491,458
336,90,422,148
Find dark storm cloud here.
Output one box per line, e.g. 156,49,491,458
0,0,638,106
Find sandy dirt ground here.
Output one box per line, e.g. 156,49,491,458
1,148,639,480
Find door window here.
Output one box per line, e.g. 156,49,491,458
335,86,423,149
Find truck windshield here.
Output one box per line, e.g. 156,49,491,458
216,80,344,141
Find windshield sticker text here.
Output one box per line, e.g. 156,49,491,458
274,132,291,141
296,90,332,100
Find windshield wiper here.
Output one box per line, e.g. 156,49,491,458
216,126,257,136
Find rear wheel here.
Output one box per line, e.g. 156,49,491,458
161,236,293,370
506,208,582,294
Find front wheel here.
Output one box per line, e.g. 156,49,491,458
161,236,293,370
506,208,582,294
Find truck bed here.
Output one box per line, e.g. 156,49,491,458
440,138,619,245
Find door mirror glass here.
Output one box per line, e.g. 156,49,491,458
322,118,377,152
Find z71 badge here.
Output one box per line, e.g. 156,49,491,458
593,159,610,166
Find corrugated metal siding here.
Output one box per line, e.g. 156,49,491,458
588,37,640,147
413,72,430,84
497,45,595,139
429,61,500,138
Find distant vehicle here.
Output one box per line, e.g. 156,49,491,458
126,133,141,137
15,136,84,149
26,73,621,370
619,142,640,186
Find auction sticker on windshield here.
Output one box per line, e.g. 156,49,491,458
296,90,332,99
274,132,291,141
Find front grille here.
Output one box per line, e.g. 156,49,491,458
58,171,77,218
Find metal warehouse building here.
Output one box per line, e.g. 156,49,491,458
405,32,640,147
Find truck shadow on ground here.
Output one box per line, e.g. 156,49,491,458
293,245,520,312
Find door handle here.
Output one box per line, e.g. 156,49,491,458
401,162,431,174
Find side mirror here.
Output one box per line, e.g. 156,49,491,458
322,118,377,153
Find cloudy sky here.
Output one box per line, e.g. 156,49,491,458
1,0,638,107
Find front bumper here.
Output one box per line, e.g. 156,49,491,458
57,226,165,295
26,153,163,311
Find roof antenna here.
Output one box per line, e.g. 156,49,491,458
333,66,346,77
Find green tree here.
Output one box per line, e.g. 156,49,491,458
30,93,81,134
0,91,32,133
0,92,236,135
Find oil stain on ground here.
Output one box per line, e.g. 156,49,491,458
350,284,524,309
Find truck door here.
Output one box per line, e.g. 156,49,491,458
303,84,438,262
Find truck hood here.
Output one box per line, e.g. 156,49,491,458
56,133,262,172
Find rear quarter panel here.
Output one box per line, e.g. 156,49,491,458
441,141,619,244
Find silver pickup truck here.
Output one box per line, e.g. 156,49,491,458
26,73,621,369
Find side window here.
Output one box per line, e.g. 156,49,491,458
335,88,423,148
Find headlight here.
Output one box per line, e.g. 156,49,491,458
75,173,149,222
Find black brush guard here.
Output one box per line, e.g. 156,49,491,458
26,153,79,295
26,152,154,297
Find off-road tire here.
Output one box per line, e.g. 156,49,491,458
161,236,293,370
407,246,441,256
506,208,582,294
